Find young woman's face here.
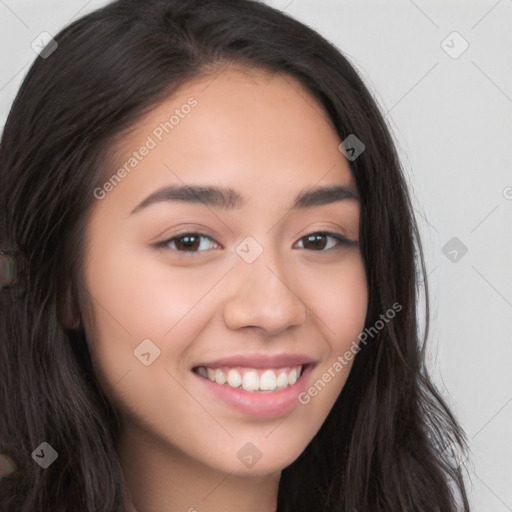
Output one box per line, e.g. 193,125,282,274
79,66,368,476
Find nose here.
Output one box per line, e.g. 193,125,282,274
222,244,307,335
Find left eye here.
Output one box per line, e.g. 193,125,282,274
155,231,357,256
295,232,357,251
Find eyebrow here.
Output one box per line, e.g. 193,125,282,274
129,183,359,216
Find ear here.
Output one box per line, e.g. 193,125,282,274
57,281,82,331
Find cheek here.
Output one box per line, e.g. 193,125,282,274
82,242,220,341
79,242,235,406
79,247,218,442
303,251,368,349
292,253,367,423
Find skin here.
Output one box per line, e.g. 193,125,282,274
76,65,368,512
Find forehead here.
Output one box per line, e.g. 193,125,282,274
99,65,355,212
115,64,341,149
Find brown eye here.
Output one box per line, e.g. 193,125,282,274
172,234,201,252
296,231,357,251
156,232,219,254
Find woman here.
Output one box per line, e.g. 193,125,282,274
0,0,470,510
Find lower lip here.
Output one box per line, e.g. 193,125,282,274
193,365,314,418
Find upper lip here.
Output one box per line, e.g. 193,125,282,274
193,353,317,370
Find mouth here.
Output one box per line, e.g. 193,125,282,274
192,363,312,393
192,361,315,418
190,353,317,417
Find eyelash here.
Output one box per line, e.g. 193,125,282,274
154,230,358,257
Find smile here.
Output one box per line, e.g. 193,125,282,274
193,365,304,393
192,362,315,418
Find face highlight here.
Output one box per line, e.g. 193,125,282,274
78,66,367,490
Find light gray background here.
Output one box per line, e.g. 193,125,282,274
1,1,511,510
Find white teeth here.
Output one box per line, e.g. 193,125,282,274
276,371,288,390
215,369,226,385
197,365,305,392
242,371,259,391
259,370,277,391
227,369,242,388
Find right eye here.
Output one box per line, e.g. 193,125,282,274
154,232,221,257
